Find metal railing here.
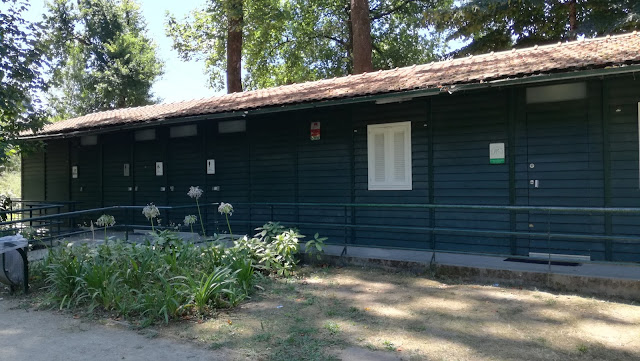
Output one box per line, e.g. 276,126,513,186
2,201,640,264
0,200,78,238
0,202,220,245
228,202,640,265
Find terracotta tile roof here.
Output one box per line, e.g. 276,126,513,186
34,32,640,136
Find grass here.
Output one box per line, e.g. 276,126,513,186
156,265,640,361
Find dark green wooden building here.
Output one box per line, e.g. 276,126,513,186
21,33,640,262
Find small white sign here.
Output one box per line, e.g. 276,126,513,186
123,163,130,177
207,159,216,174
71,166,78,179
155,162,163,176
489,143,505,164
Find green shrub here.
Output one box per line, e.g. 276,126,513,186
232,222,304,276
37,224,324,325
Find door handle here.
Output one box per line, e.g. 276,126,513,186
529,180,539,188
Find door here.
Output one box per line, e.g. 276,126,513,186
133,138,167,226
102,134,134,224
166,133,203,228
525,101,605,259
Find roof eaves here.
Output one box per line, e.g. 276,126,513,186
22,60,640,140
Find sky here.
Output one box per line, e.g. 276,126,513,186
25,0,222,104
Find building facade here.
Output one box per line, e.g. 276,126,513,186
22,34,640,262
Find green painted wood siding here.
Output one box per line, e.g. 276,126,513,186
431,90,510,254
166,131,204,227
296,108,352,241
44,140,70,202
248,116,297,228
21,150,45,200
606,76,640,262
205,122,250,235
352,100,430,249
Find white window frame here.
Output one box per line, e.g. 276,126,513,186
367,121,412,190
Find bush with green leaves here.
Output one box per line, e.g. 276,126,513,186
37,222,325,325
232,222,303,276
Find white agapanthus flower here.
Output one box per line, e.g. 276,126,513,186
96,214,116,227
218,202,234,216
183,214,197,225
187,186,203,200
142,203,160,220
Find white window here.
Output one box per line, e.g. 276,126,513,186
367,121,412,190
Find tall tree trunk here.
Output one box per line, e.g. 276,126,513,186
345,2,353,74
227,0,243,93
568,0,577,40
350,0,373,74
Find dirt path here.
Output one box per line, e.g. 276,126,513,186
0,298,228,361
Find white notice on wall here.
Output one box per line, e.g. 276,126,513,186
489,143,505,164
123,163,130,177
71,166,78,179
155,162,163,176
207,159,215,174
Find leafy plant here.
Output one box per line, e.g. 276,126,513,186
305,233,327,261
231,224,303,276
188,266,236,314
37,215,324,326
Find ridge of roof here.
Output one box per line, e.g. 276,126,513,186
33,31,640,136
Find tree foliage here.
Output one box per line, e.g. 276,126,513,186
44,0,164,119
430,0,640,57
166,0,450,91
0,0,48,164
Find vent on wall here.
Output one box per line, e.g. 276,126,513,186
80,135,97,146
218,119,246,133
526,82,587,104
170,124,198,138
135,129,156,141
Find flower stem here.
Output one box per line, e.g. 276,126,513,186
196,198,206,237
190,224,194,234
225,214,233,240
104,226,107,244
150,218,155,232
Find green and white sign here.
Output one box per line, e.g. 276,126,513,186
489,143,505,164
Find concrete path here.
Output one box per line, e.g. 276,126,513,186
325,245,640,280
0,298,227,361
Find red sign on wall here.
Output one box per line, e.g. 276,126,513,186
310,122,321,141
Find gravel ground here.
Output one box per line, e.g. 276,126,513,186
0,297,228,361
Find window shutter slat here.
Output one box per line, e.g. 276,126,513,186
374,133,386,182
393,130,405,182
